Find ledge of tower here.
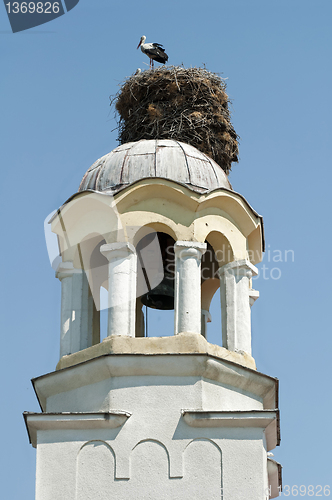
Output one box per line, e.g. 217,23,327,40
55,333,256,371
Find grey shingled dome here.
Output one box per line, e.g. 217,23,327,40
78,139,231,195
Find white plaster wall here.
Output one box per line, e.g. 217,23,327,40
46,378,113,413
36,374,269,500
201,378,263,411
45,375,264,413
36,427,268,500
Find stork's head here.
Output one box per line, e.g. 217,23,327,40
137,35,146,49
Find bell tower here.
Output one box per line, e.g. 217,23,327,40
25,69,282,500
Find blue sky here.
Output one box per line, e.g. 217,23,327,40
1,1,331,498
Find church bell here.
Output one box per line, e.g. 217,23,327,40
140,232,175,310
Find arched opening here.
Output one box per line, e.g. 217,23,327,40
88,237,108,342
99,286,108,342
206,289,223,345
201,241,220,343
135,230,176,338
76,234,108,345
201,232,234,347
206,231,234,267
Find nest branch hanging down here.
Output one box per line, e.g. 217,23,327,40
111,66,239,174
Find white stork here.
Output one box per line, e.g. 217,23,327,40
137,35,168,69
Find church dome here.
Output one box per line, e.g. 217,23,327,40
78,139,231,195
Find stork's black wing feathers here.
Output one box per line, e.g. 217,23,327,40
145,47,168,64
152,43,164,51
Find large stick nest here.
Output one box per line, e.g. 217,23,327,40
111,66,239,174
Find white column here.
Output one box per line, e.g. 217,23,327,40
56,262,92,358
73,272,99,350
174,241,206,335
201,309,212,339
100,242,137,338
218,259,258,355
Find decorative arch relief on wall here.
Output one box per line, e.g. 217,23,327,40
130,439,177,496
76,440,116,500
183,438,223,498
76,438,223,499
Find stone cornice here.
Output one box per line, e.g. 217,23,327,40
32,350,278,413
182,409,280,451
24,411,131,448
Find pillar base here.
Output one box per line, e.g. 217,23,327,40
56,332,256,371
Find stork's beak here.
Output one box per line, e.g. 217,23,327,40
137,40,142,49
